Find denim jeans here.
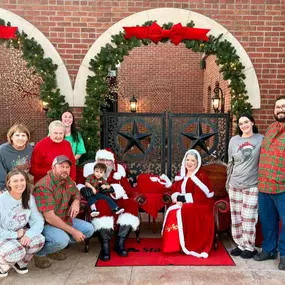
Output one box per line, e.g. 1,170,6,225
88,193,118,211
258,191,285,256
36,218,94,256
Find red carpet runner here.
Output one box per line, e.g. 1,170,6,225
96,238,235,267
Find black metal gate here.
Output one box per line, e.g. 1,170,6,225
102,112,231,180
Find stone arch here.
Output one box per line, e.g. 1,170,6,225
0,8,73,105
74,8,260,109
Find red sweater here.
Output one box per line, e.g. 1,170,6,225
30,137,76,184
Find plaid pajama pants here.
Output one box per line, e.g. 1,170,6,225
229,185,258,252
0,234,45,273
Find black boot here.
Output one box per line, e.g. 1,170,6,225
98,229,113,261
115,225,132,257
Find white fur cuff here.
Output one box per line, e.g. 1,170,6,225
91,216,114,231
185,193,193,203
110,184,126,200
174,175,183,181
171,192,180,202
117,213,140,231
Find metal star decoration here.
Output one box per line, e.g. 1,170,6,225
181,118,217,154
118,120,152,154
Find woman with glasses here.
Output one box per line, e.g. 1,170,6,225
227,113,263,259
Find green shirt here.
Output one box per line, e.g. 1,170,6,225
65,133,86,164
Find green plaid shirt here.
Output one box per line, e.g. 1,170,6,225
258,122,285,194
33,171,80,225
85,175,108,190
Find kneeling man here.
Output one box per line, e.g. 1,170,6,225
33,155,94,268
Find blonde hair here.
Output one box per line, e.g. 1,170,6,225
49,120,66,133
7,123,30,144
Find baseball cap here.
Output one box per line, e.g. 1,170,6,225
52,155,72,167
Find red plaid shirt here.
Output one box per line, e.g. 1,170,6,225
258,122,285,194
33,171,80,225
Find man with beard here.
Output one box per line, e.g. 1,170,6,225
82,149,139,261
33,155,94,269
254,96,285,270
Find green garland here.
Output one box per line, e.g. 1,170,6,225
0,19,69,120
83,20,252,157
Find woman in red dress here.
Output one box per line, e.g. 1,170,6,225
161,149,215,258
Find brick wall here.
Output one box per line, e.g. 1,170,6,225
118,43,204,113
1,0,285,136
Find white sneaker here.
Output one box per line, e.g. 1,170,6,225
0,271,8,278
90,210,100,217
13,263,28,274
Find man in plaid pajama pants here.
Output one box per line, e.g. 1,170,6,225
254,96,285,270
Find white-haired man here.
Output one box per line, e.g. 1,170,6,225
82,148,139,261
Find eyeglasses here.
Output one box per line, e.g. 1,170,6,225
275,105,285,111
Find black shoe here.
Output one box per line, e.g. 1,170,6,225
278,257,285,270
230,247,243,256
13,263,28,274
112,207,124,215
253,251,277,261
0,271,8,278
240,249,258,259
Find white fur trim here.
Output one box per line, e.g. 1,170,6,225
171,192,180,202
117,213,140,230
76,183,85,190
110,184,126,200
160,174,172,188
117,164,126,178
150,177,159,182
83,162,95,177
184,193,193,203
91,216,114,231
95,149,114,162
191,175,214,198
113,172,122,180
175,175,183,181
176,207,208,258
123,194,128,199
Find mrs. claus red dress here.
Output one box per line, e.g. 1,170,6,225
161,150,215,258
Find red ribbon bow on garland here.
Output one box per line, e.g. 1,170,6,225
123,22,210,45
0,26,17,39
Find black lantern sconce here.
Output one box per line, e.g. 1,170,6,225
129,95,138,113
211,81,225,113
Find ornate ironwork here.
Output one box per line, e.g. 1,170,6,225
102,112,231,182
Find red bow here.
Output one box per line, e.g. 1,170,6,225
123,22,210,45
0,26,17,39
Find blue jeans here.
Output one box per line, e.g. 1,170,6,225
88,193,118,211
36,218,94,256
258,191,285,256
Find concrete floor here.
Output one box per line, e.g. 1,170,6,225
1,221,285,285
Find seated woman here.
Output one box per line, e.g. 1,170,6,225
0,123,33,193
0,170,45,278
161,149,215,258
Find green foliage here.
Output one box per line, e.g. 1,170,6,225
0,19,69,120
84,21,252,156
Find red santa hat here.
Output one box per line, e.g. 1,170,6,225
95,148,126,180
